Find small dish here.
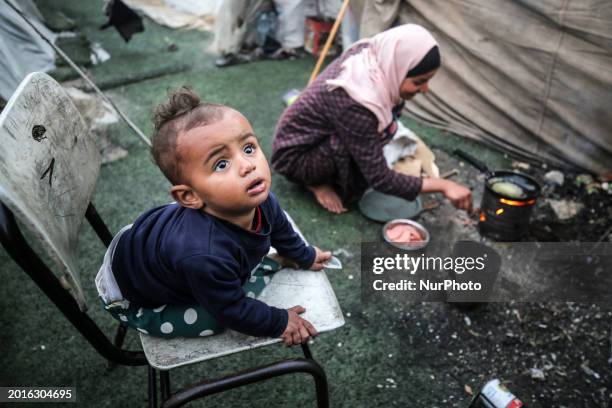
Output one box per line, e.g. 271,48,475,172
382,219,430,251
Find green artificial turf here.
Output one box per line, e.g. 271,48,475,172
0,1,510,407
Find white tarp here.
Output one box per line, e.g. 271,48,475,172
360,0,612,175
122,0,218,31
0,0,56,101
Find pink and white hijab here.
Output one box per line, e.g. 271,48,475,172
327,24,438,133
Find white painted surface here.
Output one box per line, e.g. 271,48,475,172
0,72,101,310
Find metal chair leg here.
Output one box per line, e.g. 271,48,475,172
160,370,171,402
114,322,128,349
311,361,329,408
301,342,313,359
162,358,329,408
299,343,328,407
148,366,157,408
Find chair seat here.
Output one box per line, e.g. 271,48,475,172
140,268,344,370
139,215,345,370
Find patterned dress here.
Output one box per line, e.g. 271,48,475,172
272,44,423,205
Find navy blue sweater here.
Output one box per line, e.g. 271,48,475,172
111,193,315,338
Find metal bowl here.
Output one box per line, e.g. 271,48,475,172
358,189,422,222
382,219,430,251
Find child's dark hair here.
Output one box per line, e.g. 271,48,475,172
151,87,227,184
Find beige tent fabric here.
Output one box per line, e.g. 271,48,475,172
360,0,612,175
212,0,271,55
123,0,216,31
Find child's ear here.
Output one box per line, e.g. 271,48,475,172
170,185,204,210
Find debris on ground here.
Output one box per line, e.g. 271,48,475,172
580,361,601,380
512,161,531,170
529,367,546,380
544,170,564,186
65,87,127,164
333,248,354,258
385,301,612,407
546,199,584,221
90,42,111,65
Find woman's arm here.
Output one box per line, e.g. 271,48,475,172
336,103,473,211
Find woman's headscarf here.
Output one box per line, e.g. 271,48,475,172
327,24,439,133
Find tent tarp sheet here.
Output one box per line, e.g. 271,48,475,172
0,0,56,101
360,0,612,175
122,0,217,31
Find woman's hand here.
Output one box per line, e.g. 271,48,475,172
309,246,332,271
421,178,473,212
442,181,473,212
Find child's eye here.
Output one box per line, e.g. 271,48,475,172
213,159,229,172
243,144,256,155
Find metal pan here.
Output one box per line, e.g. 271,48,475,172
453,149,540,200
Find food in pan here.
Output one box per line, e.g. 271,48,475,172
385,223,423,243
489,179,526,199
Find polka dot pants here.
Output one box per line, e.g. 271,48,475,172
103,257,280,338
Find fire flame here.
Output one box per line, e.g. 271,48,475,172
495,208,504,215
499,198,536,207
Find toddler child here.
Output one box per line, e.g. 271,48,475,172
96,87,331,346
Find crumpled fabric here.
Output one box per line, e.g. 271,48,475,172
0,0,56,101
359,0,612,175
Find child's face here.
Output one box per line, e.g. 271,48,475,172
172,109,271,217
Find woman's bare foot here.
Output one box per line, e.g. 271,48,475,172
306,185,348,214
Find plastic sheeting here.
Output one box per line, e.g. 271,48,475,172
360,0,612,175
213,0,344,54
122,0,217,31
0,0,56,101
212,0,270,55
275,0,307,48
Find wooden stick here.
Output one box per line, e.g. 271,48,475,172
308,0,351,85
441,169,460,179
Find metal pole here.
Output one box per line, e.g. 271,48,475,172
308,0,351,85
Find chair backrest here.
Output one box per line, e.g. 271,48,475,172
0,72,101,310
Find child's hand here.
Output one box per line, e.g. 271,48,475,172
281,305,318,346
309,246,332,271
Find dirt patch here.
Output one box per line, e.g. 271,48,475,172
380,149,612,407
393,302,612,407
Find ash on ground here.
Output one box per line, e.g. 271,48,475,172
370,148,612,407
427,149,612,243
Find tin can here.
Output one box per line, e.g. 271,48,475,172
469,379,524,408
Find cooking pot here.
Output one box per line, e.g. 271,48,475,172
453,149,541,241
